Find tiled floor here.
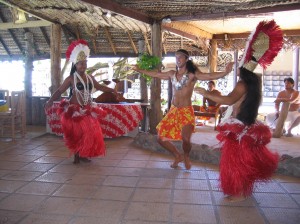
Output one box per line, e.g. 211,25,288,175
0,126,299,224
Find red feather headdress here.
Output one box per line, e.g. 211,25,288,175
239,20,283,71
66,39,90,63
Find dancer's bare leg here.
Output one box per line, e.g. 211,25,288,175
73,153,80,164
157,138,183,168
181,124,193,170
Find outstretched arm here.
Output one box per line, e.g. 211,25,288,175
91,76,116,93
132,65,173,80
195,81,246,105
195,62,234,80
44,76,72,110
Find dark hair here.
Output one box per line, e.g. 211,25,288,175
208,80,215,86
176,49,189,57
70,63,76,76
175,49,198,74
284,77,294,84
236,67,262,125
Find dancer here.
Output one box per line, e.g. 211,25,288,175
195,20,283,201
133,49,233,169
44,39,116,164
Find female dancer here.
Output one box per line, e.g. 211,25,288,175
45,39,116,164
195,20,283,202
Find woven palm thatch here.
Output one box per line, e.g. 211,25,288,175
0,0,299,60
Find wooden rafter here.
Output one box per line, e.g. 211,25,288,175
0,9,23,55
213,29,300,40
40,27,50,47
92,38,97,54
127,31,138,54
163,22,212,39
80,0,154,24
162,32,167,55
104,26,116,55
0,20,52,30
143,32,152,55
171,3,300,21
24,28,39,55
62,26,76,45
0,36,11,56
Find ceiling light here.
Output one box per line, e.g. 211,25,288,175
162,16,171,23
11,8,27,24
106,11,111,18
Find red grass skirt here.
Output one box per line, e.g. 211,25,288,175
57,100,107,158
216,118,279,196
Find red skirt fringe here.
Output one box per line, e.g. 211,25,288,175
57,100,107,158
216,118,279,196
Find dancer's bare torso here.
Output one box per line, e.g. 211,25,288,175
171,72,197,107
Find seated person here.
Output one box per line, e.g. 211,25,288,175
266,77,300,136
194,81,221,122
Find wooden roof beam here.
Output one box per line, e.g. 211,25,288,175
163,22,213,39
213,29,300,40
80,0,154,24
0,9,23,55
143,32,152,55
0,36,11,56
104,26,117,55
171,3,300,21
127,31,138,54
40,27,50,47
23,28,39,55
0,20,52,30
163,26,198,42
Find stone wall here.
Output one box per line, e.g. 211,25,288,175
133,132,300,178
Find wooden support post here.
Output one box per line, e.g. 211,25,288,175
50,24,62,95
24,32,34,124
149,21,162,134
273,102,290,138
138,39,148,103
209,39,217,73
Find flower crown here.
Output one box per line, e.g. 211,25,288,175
66,39,90,63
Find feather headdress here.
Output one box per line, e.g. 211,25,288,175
239,20,283,71
66,39,90,64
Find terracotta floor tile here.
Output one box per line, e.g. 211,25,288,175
125,202,169,222
0,126,298,223
218,206,265,224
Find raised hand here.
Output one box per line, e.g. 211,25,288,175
225,62,234,74
194,87,206,95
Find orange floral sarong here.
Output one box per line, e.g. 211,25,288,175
157,105,195,141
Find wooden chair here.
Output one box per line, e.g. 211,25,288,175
0,90,26,140
193,105,221,130
0,90,10,112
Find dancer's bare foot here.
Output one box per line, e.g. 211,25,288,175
170,155,183,168
73,154,80,164
184,154,191,170
225,195,247,202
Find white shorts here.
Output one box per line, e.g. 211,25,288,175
266,110,300,130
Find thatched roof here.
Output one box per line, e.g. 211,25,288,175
0,0,300,60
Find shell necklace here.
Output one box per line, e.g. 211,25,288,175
173,71,189,90
73,71,94,106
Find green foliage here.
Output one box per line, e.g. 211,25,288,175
137,53,161,84
137,53,161,70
